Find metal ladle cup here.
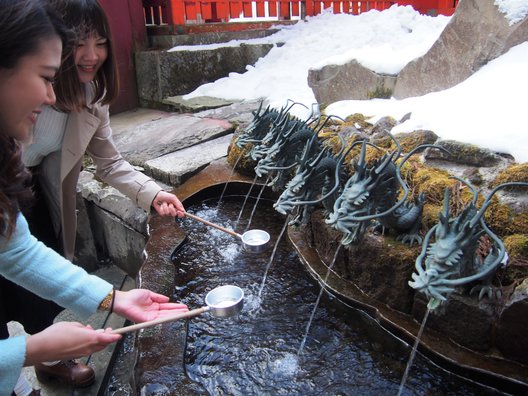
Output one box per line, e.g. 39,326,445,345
111,285,244,335
184,212,270,253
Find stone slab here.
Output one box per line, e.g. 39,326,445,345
163,95,237,113
144,133,233,186
112,113,234,166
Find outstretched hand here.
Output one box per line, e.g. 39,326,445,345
112,289,188,323
152,191,185,218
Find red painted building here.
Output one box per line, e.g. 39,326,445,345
99,0,147,114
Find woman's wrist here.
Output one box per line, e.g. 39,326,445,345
98,288,115,312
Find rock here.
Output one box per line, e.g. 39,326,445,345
412,291,497,352
144,134,233,186
496,279,528,364
394,0,528,98
307,210,420,313
112,113,234,166
308,0,528,103
308,60,397,106
424,139,503,167
77,172,148,276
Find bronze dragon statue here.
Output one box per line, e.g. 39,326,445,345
326,133,444,247
408,179,528,310
273,133,351,225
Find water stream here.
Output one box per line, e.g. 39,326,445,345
245,181,268,232
217,153,243,207
235,175,258,227
171,195,501,395
397,307,431,396
257,217,289,300
298,244,342,356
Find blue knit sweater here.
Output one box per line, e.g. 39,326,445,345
0,213,112,395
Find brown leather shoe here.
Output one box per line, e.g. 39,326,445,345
35,360,95,388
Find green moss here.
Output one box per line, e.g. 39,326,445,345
484,201,512,237
496,234,528,286
504,234,528,260
227,136,257,175
491,163,528,188
344,113,372,129
412,166,457,206
422,203,443,229
440,140,489,163
511,213,528,234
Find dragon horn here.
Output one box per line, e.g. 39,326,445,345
436,188,452,239
307,145,329,169
375,130,401,175
342,143,411,223
314,114,346,136
286,139,360,207
441,220,505,287
413,225,436,276
254,100,264,117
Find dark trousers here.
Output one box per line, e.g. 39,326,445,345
0,170,63,339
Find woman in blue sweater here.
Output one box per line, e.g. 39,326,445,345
0,1,188,394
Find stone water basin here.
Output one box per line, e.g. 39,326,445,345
124,161,522,395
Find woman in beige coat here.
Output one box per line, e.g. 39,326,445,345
17,0,186,387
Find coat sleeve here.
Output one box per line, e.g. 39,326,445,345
0,214,113,318
85,104,163,212
0,213,113,394
0,336,26,395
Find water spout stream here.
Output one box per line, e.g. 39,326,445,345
245,181,268,232
217,152,244,207
257,216,290,300
235,175,258,228
297,244,343,356
397,307,431,395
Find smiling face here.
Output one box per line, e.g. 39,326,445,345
74,32,108,83
0,37,62,141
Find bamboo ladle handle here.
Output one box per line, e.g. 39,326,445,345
111,306,210,334
184,212,242,238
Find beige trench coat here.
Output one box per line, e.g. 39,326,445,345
36,103,162,260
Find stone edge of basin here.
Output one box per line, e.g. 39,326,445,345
288,227,528,394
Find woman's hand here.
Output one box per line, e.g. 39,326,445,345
112,289,188,323
24,322,120,366
152,191,185,218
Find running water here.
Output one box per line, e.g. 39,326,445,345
245,181,269,232
169,196,493,395
297,244,342,356
235,175,258,228
217,152,244,207
397,307,431,396
257,216,290,300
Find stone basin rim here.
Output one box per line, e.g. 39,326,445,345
289,226,528,395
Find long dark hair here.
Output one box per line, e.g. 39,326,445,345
0,0,69,239
51,0,119,112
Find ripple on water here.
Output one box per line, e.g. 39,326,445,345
271,353,299,377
